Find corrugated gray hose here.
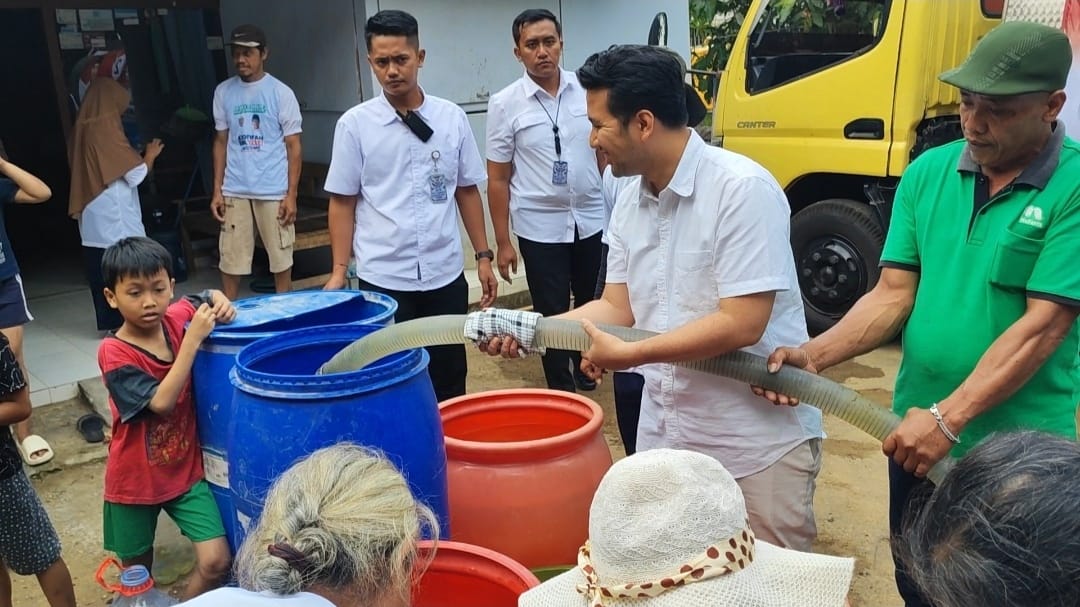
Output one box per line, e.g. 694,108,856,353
318,314,952,484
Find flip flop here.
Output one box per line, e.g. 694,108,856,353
76,413,106,444
17,434,55,466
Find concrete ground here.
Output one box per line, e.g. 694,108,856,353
10,344,904,607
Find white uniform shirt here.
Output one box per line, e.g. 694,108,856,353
324,91,487,291
79,163,148,248
605,131,823,478
180,587,334,606
600,165,634,244
486,70,604,243
212,73,302,199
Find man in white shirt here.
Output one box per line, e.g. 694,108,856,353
324,9,497,402
485,46,824,550
211,24,302,299
486,9,606,393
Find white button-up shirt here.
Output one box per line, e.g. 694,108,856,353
606,131,823,478
325,91,487,291
486,69,604,243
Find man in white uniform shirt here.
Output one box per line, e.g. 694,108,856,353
211,24,302,299
324,9,497,402
485,45,824,550
486,9,606,393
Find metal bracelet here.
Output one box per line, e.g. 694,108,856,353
929,403,961,444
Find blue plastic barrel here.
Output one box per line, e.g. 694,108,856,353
192,290,396,552
227,324,448,545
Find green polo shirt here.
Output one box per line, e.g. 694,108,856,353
880,125,1080,457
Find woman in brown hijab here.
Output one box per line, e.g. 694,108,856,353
69,78,163,331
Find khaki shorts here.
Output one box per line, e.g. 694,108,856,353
736,438,822,552
219,196,295,275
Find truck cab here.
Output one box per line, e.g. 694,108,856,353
712,0,1004,332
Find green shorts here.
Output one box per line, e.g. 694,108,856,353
103,480,226,560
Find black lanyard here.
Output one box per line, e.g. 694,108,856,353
535,93,562,157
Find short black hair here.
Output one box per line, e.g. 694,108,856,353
102,237,173,289
577,45,688,129
512,9,561,45
365,9,419,51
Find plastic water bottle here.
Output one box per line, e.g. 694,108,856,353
95,558,178,607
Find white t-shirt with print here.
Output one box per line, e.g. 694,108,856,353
212,73,302,199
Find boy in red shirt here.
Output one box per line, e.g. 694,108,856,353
97,237,235,599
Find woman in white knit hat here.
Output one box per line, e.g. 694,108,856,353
520,449,854,607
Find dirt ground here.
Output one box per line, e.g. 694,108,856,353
11,345,904,606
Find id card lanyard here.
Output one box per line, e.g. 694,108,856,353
535,93,568,185
428,150,448,203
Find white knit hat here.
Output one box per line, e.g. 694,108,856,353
519,449,854,607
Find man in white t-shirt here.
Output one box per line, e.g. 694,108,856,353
211,24,302,299
323,10,497,402
485,45,824,551
486,9,606,393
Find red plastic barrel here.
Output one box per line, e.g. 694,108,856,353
412,540,539,607
440,389,613,569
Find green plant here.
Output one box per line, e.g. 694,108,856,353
690,0,753,103
689,0,884,103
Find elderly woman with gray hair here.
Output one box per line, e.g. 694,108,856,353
899,431,1080,607
181,444,438,607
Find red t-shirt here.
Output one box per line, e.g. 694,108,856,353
99,298,204,505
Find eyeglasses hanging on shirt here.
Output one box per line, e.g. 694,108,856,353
535,94,568,185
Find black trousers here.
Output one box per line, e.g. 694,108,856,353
612,371,643,455
888,458,936,607
355,273,468,403
518,231,603,392
83,246,123,332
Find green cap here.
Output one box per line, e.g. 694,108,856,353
939,21,1073,96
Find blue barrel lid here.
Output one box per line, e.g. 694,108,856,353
213,290,394,334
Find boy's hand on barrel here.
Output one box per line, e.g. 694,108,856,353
208,290,236,323
185,303,217,344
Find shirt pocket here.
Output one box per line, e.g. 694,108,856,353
514,111,556,150
563,105,592,144
673,250,718,315
419,135,460,196
988,231,1043,291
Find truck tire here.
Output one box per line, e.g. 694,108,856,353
790,199,884,335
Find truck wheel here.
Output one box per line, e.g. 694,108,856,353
790,199,884,335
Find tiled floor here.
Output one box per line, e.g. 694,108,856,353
20,252,527,407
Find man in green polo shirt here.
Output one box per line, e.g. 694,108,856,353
754,21,1079,607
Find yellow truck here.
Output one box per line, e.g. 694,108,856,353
711,0,1008,331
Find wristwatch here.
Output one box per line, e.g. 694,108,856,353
475,249,494,262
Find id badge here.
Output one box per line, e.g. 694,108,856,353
552,160,569,185
429,171,448,203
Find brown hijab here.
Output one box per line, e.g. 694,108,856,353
68,78,144,217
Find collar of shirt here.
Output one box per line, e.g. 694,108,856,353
372,86,434,126
637,130,706,204
520,68,573,100
956,121,1065,190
